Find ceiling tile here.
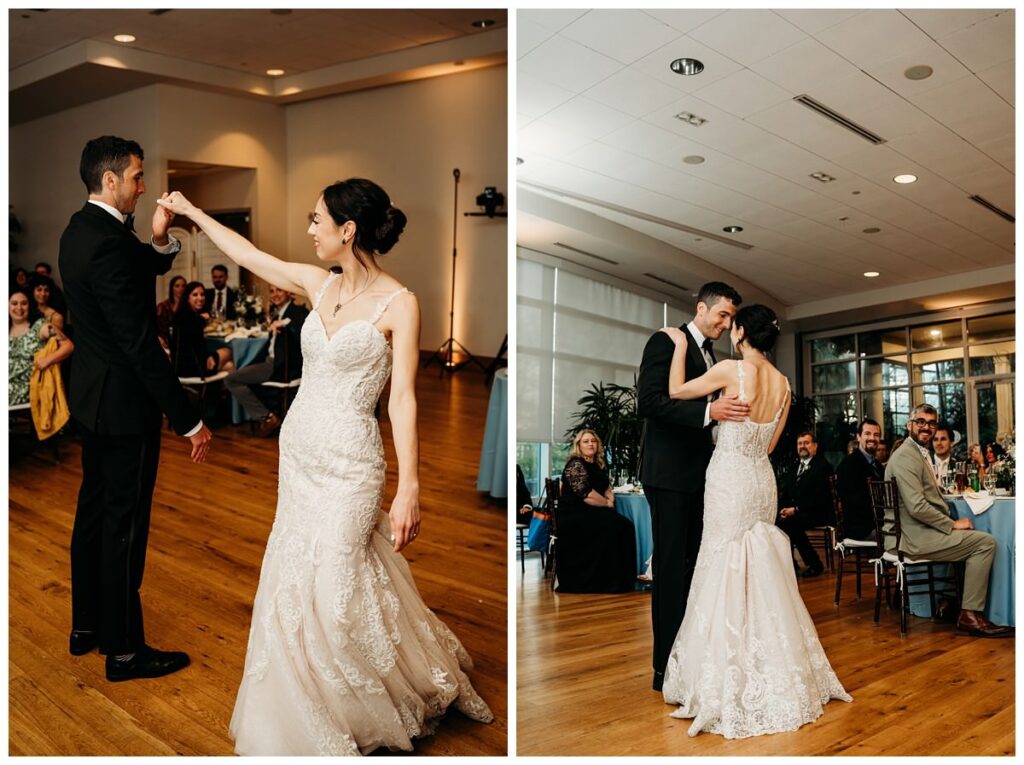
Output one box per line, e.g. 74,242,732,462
518,35,623,94
816,9,934,69
519,120,595,160
863,41,974,100
688,9,806,66
692,68,792,119
641,10,727,35
773,9,863,35
518,10,588,33
909,75,1014,148
750,37,861,94
976,59,1014,106
938,9,1014,73
901,9,1003,40
517,16,555,58
600,120,690,160
585,66,690,118
558,9,682,65
517,72,577,119
541,96,635,140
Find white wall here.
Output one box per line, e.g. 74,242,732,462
284,65,508,356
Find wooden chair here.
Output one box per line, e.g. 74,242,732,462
829,474,879,604
9,402,61,464
516,515,546,574
805,525,836,572
541,477,560,588
259,331,301,416
867,479,962,637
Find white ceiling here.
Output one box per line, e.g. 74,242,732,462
10,9,507,123
516,9,1014,327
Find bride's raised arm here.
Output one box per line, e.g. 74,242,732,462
660,327,732,400
157,191,326,299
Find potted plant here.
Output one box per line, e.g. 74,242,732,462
564,380,642,484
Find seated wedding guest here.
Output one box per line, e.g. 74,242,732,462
931,424,955,483
777,431,834,577
516,464,534,524
9,289,73,406
224,284,306,437
12,267,29,291
156,275,186,350
34,261,53,277
968,443,986,482
846,438,859,456
985,442,1005,466
171,281,234,377
30,274,66,331
886,403,1012,638
204,264,237,320
875,439,890,466
835,419,884,541
555,428,636,593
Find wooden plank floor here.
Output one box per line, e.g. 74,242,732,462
9,367,507,756
517,557,1014,756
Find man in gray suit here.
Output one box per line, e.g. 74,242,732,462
885,403,1012,638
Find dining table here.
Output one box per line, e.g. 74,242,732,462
476,368,507,499
907,495,1015,627
205,333,269,424
613,491,652,578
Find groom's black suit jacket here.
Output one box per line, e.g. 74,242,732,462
637,326,714,491
59,203,198,436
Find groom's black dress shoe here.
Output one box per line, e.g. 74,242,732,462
69,630,98,656
106,646,190,682
653,670,664,692
800,566,824,578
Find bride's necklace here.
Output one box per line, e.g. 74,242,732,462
332,269,381,317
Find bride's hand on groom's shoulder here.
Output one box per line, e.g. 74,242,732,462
660,326,686,346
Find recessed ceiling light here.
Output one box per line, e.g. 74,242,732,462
723,225,743,233
864,271,880,277
674,111,707,127
113,34,136,43
682,155,705,165
472,19,495,28
893,174,917,184
266,68,285,76
669,58,704,76
809,171,835,183
904,65,933,80
862,227,881,234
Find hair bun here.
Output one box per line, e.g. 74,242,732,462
375,205,407,255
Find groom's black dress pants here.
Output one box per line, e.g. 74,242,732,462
71,420,162,655
647,485,704,675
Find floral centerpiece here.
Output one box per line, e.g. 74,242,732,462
989,433,1015,494
233,290,264,329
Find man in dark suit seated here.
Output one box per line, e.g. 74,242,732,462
835,418,885,541
225,284,307,437
777,431,834,577
204,263,237,320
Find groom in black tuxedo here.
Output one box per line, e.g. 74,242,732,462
59,135,213,682
637,281,748,692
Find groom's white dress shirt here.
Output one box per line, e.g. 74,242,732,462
686,321,714,428
88,199,201,438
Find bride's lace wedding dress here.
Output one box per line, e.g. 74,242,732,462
230,272,492,755
662,361,850,739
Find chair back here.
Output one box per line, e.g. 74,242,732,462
867,479,902,555
543,477,560,535
827,474,845,541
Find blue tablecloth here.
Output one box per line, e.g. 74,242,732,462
206,335,269,424
908,497,1015,627
476,368,507,498
614,493,652,577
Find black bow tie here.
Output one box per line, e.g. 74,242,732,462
701,338,713,352
123,213,135,233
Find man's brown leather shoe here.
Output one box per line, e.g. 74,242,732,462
257,412,281,438
955,609,1014,638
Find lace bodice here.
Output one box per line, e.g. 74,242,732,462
298,272,409,418
714,361,789,460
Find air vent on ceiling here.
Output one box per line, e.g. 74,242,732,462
644,273,689,292
969,195,1015,224
553,242,618,265
793,95,886,145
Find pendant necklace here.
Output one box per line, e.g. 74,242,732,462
333,269,381,317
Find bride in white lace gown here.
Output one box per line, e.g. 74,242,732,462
158,182,492,755
658,305,850,739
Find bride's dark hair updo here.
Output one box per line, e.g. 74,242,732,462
734,304,780,354
322,178,407,261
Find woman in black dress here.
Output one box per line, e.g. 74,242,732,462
171,281,234,377
556,428,636,593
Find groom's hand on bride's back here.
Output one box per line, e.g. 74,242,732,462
188,423,213,463
710,394,750,423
